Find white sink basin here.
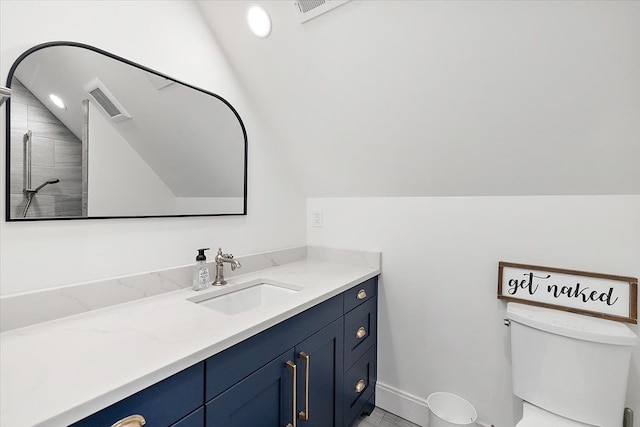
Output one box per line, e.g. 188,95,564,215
188,280,301,315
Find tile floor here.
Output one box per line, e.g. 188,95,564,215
353,407,421,427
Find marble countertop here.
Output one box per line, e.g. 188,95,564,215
0,256,380,426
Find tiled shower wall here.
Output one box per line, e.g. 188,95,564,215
9,79,83,218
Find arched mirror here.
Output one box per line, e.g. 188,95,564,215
5,42,247,220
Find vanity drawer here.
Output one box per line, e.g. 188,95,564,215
344,346,376,427
344,297,377,370
343,276,377,313
71,362,204,427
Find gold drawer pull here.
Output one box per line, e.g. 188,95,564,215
298,352,310,421
355,379,366,393
286,360,297,427
111,415,146,427
356,327,367,339
356,289,367,300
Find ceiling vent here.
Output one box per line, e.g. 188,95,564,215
83,78,131,122
294,0,351,23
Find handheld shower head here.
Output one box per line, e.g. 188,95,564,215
22,178,61,218
31,178,60,193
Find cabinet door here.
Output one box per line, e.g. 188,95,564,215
206,349,296,427
295,318,344,427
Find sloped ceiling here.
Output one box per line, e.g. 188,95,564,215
196,0,640,197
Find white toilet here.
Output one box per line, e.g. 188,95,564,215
506,302,638,427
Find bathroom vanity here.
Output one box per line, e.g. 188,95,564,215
0,249,380,427
72,277,376,427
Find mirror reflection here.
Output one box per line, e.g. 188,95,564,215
6,42,247,220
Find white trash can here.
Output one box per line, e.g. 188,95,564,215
427,392,477,427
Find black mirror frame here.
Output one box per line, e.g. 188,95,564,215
5,41,248,221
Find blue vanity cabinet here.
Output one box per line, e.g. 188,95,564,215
204,276,378,427
70,362,204,427
343,277,378,427
205,318,344,427
68,276,378,427
204,296,345,427
205,349,296,427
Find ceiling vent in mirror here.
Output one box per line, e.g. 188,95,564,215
83,78,131,122
294,0,351,23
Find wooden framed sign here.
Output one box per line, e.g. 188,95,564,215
498,262,637,324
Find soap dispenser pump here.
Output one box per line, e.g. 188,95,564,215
192,248,211,291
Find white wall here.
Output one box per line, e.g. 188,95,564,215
308,196,640,426
0,0,306,295
87,102,177,216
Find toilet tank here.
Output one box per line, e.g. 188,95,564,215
507,303,637,427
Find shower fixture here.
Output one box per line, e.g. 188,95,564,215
23,179,60,218
22,130,60,217
30,178,61,193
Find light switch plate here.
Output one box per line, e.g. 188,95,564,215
311,209,323,228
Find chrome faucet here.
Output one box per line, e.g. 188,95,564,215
212,248,241,286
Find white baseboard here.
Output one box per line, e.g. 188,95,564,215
375,382,430,426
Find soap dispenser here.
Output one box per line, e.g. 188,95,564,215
192,248,211,291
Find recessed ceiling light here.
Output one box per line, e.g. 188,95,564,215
247,3,272,38
49,94,66,110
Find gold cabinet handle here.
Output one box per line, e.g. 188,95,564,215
286,361,297,427
356,327,367,339
355,379,366,393
111,415,146,427
298,352,310,421
356,289,367,300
